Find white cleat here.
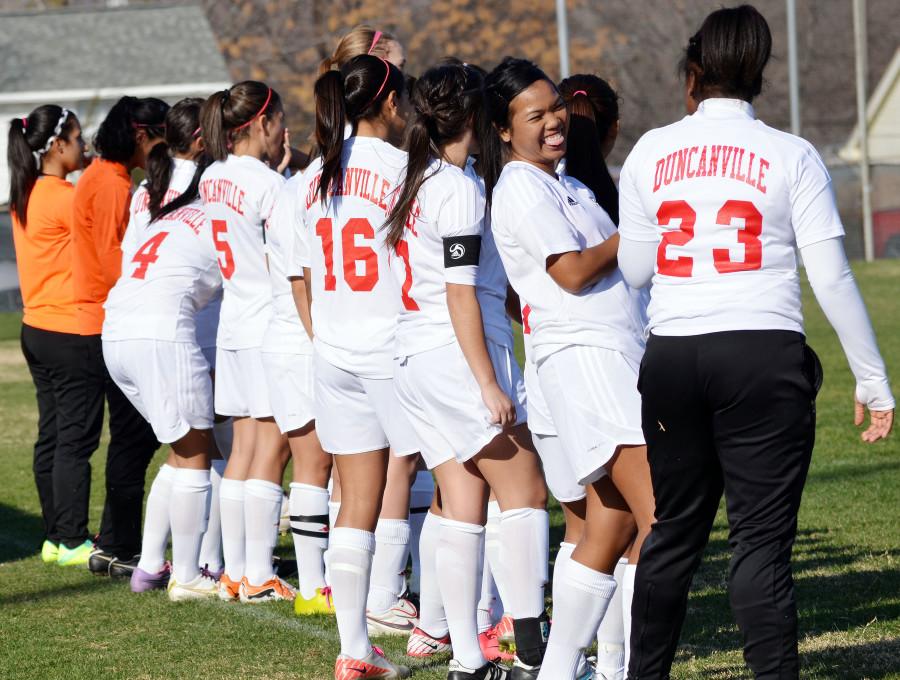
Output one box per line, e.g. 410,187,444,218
167,573,219,602
406,626,452,657
366,596,418,636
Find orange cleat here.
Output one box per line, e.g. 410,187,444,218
334,646,410,679
239,575,296,603
217,573,241,601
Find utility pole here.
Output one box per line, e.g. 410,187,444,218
786,0,801,136
556,0,570,79
853,0,875,261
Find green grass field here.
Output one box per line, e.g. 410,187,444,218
1,262,898,679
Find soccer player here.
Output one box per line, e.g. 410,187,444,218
72,96,168,577
8,106,87,565
199,82,293,603
616,6,894,678
319,25,406,74
300,54,415,680
386,61,550,680
102,99,221,602
482,57,655,680
262,170,334,615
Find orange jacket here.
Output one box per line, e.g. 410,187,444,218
71,159,132,335
12,176,79,334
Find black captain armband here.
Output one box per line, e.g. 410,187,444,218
443,235,481,267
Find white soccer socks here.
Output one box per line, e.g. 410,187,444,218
408,470,434,593
437,518,487,670
595,557,628,679
243,479,283,585
478,546,501,632
538,558,617,679
328,527,376,659
417,511,448,638
367,519,411,614
136,463,176,574
289,482,330,599
169,468,211,584
219,478,246,582
198,458,226,572
485,500,511,610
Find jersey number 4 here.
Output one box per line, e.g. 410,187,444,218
315,217,419,310
130,232,170,279
656,199,762,277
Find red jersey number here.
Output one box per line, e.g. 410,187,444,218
315,217,385,294
212,219,236,280
130,232,170,279
394,239,419,311
656,199,762,277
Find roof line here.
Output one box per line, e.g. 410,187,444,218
0,81,232,105
0,1,202,18
839,46,900,161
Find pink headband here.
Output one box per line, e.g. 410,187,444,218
21,117,28,129
234,87,273,131
573,90,588,97
367,58,392,108
368,30,383,54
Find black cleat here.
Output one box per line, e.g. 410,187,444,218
508,659,540,679
88,548,115,576
447,659,508,680
108,554,141,579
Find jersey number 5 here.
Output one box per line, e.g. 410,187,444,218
131,232,170,279
656,199,763,277
212,219,236,280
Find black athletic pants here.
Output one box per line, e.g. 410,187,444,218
628,330,821,680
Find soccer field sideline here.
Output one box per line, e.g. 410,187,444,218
0,262,898,680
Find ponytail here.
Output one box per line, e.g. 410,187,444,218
145,142,172,221
94,96,168,163
384,117,430,249
147,97,204,221
314,70,347,205
200,82,281,163
156,153,214,221
200,89,230,161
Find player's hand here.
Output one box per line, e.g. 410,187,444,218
481,382,516,428
276,128,291,174
854,399,893,443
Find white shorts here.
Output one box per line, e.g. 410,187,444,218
215,347,273,419
524,358,556,436
533,433,586,503
261,351,315,434
314,354,419,456
538,345,645,485
103,339,213,444
394,340,527,470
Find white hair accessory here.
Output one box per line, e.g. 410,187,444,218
33,108,70,166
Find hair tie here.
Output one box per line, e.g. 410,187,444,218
233,87,273,131
368,30,383,55
20,117,28,132
573,90,588,97
192,126,202,138
132,122,166,130
33,108,70,166
366,59,392,110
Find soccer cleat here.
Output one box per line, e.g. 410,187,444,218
239,575,296,603
294,586,335,615
87,547,115,575
109,554,141,579
493,615,515,653
41,540,59,563
508,658,540,680
130,563,171,593
334,646,410,679
57,540,94,567
406,626,452,657
168,573,219,602
366,596,418,636
479,626,513,662
447,659,509,680
218,573,241,601
200,564,224,581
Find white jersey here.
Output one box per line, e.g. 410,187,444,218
299,136,407,378
618,98,845,336
390,159,483,357
262,171,313,355
491,161,647,365
102,201,221,342
199,154,284,350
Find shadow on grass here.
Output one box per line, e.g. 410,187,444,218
677,525,900,677
0,574,113,607
807,460,900,484
0,502,43,563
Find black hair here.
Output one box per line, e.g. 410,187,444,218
7,105,78,227
481,57,555,204
314,54,405,205
93,96,168,163
558,75,620,224
384,60,484,249
145,98,207,222
200,81,283,162
682,4,772,103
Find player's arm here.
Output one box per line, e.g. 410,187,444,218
545,233,620,294
505,285,522,325
615,153,658,289
617,237,656,289
447,282,515,427
290,275,313,341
